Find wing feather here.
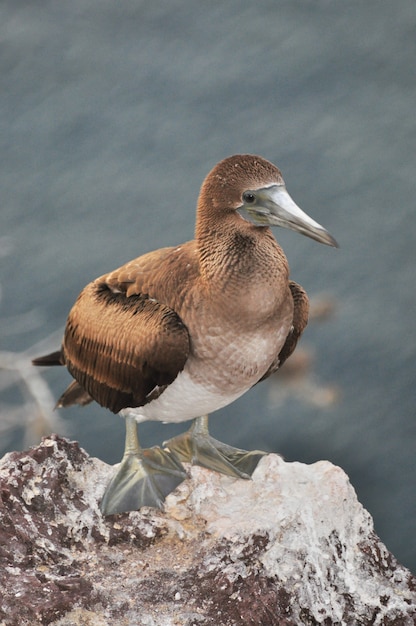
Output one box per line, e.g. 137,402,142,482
62,281,190,413
258,280,309,382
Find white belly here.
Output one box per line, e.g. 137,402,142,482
124,322,290,425
125,368,245,424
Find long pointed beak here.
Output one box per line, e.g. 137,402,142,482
239,184,339,248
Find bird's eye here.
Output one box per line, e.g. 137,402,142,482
243,192,256,204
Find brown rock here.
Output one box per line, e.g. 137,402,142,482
0,435,414,626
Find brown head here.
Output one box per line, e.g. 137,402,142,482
196,154,338,248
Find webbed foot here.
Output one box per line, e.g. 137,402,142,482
164,415,266,479
100,416,187,515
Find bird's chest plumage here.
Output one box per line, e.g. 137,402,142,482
132,278,293,425
189,294,291,385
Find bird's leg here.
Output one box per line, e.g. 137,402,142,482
100,413,187,515
164,415,267,479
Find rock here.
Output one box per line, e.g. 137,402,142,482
0,435,414,626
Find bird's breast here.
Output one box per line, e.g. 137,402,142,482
168,270,292,382
188,310,291,389
131,301,293,425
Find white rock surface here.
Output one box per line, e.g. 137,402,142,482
0,435,414,626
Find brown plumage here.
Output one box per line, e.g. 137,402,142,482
61,285,190,413
34,155,318,420
33,154,337,513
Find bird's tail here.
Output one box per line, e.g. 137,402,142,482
32,350,64,367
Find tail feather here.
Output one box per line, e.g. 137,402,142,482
56,381,93,408
32,350,64,367
33,349,93,409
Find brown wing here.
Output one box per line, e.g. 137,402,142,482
61,281,190,414
105,242,199,302
33,244,197,413
258,280,309,383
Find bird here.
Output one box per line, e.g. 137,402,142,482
32,154,338,515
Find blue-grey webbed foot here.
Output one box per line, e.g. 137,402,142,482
164,415,267,480
100,415,187,515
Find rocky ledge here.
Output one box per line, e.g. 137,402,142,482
0,434,414,626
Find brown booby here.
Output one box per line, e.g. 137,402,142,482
33,154,337,515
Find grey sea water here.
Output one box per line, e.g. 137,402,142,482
1,1,415,572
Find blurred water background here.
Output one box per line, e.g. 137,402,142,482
1,1,415,573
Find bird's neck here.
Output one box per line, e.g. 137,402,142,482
196,218,289,292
